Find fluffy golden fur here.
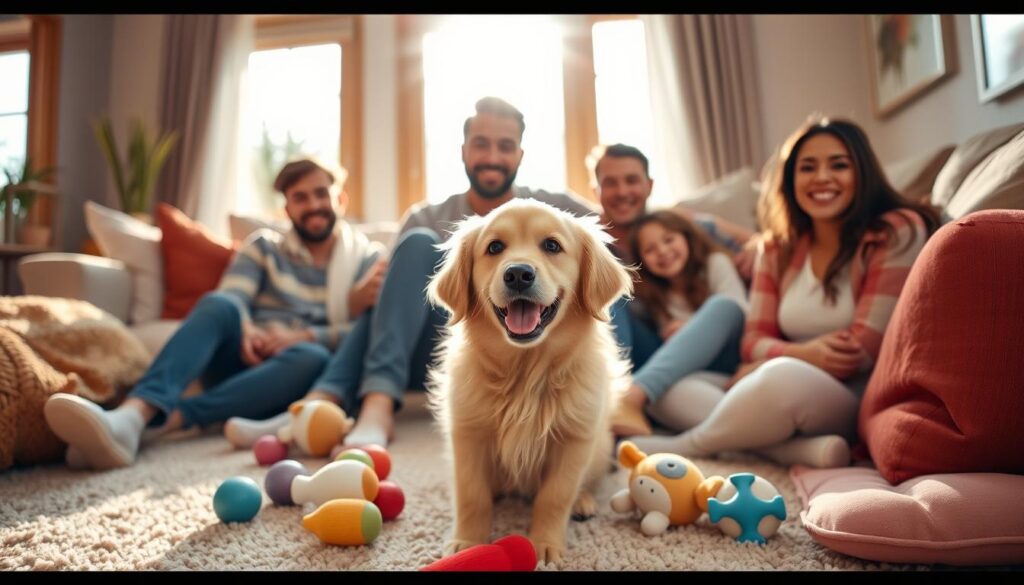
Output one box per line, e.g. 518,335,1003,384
426,199,633,565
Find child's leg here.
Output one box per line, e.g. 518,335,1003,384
644,371,729,432
628,357,858,466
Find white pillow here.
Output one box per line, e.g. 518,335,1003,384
228,213,289,242
83,201,163,325
671,166,759,232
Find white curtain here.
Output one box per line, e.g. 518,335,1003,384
158,15,253,236
641,14,764,197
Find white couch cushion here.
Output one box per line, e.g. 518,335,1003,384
129,319,182,359
670,166,759,232
84,202,163,325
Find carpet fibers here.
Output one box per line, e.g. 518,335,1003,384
1,394,927,571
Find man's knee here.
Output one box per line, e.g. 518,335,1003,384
393,228,443,266
191,292,242,325
280,342,332,373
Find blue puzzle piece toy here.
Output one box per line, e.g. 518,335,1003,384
707,473,786,545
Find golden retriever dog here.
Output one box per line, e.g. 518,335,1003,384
426,198,633,565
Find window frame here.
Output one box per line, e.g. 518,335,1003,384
0,15,61,232
253,15,364,220
395,14,639,217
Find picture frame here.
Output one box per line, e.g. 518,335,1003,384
971,15,1024,103
865,15,956,118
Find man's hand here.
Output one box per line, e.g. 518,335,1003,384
348,258,389,319
257,324,315,358
659,318,688,340
787,331,865,379
240,320,267,366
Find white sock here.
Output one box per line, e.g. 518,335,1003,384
342,424,389,448
44,394,145,470
223,411,292,449
625,430,711,459
755,435,851,468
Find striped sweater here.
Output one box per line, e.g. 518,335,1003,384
217,226,380,349
742,209,930,368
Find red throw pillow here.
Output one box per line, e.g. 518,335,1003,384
858,209,1024,484
156,203,238,319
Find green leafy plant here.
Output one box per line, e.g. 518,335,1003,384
1,156,56,219
91,116,178,214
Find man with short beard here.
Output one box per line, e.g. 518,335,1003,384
44,159,386,470
224,97,598,449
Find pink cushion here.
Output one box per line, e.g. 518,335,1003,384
791,465,1024,566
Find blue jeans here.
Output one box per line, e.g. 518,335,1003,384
630,294,745,403
610,296,662,370
312,228,447,413
129,292,331,428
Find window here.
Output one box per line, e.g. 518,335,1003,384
420,16,567,204
239,43,342,215
242,15,362,219
591,18,671,209
398,15,662,214
0,49,30,177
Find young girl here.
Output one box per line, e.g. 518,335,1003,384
628,116,941,468
610,210,749,437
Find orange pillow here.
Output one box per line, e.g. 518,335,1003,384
156,203,238,319
858,210,1024,484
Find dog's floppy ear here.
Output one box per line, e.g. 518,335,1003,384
427,217,483,325
574,216,634,322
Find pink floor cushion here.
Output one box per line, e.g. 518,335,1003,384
791,465,1024,566
858,210,1024,484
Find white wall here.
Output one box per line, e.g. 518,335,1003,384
361,15,397,224
752,14,1024,165
751,14,880,165
57,15,114,252
108,16,166,156
870,14,1024,162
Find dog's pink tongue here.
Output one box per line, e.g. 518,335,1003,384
505,300,542,334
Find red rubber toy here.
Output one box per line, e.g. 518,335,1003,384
420,535,536,572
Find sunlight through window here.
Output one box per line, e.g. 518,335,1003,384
592,20,672,209
422,16,567,204
239,43,341,215
0,50,30,176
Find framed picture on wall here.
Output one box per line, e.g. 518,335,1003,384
971,15,1024,103
865,15,957,118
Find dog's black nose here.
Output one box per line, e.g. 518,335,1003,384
504,264,535,292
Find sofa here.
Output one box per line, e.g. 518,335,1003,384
15,122,1024,565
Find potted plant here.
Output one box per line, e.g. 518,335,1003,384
1,157,57,246
91,116,177,223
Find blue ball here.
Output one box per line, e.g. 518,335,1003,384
213,476,263,523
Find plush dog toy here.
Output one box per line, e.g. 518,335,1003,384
277,399,354,457
611,441,786,544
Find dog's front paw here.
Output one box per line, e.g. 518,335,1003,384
444,538,484,556
529,538,565,565
571,492,597,521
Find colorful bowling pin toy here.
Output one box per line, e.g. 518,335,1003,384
302,499,383,546
291,459,379,507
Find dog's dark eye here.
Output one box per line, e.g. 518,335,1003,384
542,238,562,254
487,240,505,255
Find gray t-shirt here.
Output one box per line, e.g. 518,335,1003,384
398,186,599,242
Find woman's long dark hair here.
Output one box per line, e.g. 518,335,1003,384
627,210,728,325
759,116,941,303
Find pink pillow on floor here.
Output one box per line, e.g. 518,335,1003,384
791,465,1024,566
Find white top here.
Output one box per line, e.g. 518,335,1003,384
662,252,749,326
778,255,855,342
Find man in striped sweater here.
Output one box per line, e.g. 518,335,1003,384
44,160,386,470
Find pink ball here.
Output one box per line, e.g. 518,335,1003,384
373,480,405,521
253,434,288,466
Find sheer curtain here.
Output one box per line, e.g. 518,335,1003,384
641,14,764,196
157,15,253,236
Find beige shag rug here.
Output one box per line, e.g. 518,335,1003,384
1,394,930,571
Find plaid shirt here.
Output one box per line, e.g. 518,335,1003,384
742,209,929,367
